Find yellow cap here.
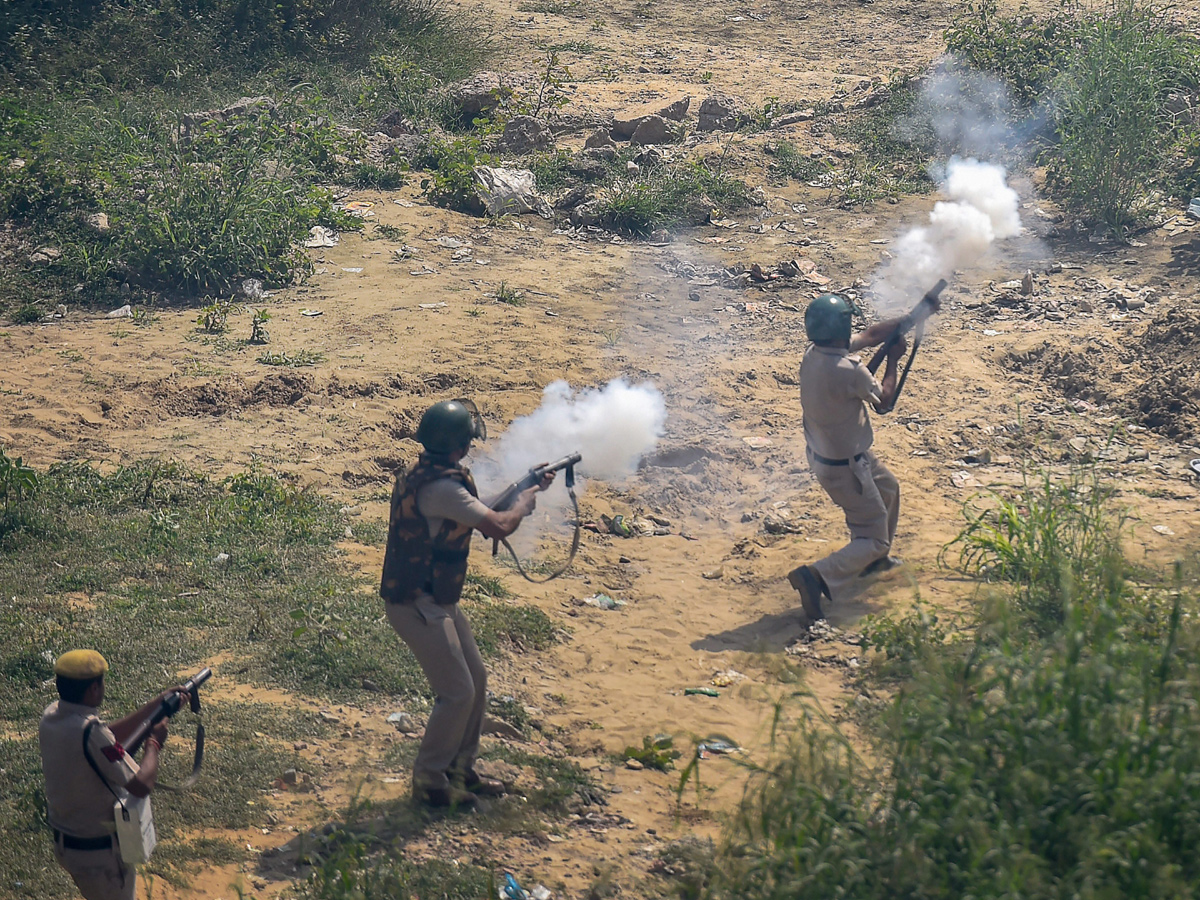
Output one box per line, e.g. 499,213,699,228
54,650,109,680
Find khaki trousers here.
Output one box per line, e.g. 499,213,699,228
386,596,487,790
54,842,135,900
808,448,899,603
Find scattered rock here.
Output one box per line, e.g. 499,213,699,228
482,715,524,741
625,757,644,770
85,212,110,233
697,94,746,132
181,96,277,138
499,115,554,153
106,304,133,319
448,72,510,119
657,96,691,121
584,129,617,150
29,246,62,265
582,145,618,163
553,185,591,211
631,115,679,146
570,199,605,227
772,109,815,127
387,711,420,734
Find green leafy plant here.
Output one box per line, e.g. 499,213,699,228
419,136,495,213
197,299,237,334
624,734,681,771
0,449,38,512
248,309,270,344
940,462,1126,634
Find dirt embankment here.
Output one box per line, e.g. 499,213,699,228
1007,303,1200,442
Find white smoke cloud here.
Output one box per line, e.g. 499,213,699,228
873,156,1022,311
468,380,666,556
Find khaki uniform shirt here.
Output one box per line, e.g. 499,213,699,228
799,344,883,459
417,478,490,538
39,701,139,838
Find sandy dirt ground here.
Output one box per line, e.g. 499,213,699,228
3,0,1200,897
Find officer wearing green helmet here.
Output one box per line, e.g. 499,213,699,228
788,291,940,622
380,399,553,808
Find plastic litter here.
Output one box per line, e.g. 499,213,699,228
579,593,625,610
304,225,338,248
685,687,720,697
106,304,133,318
499,872,529,900
1188,198,1200,219
531,886,553,900
1190,459,1200,476
697,737,740,758
473,166,552,218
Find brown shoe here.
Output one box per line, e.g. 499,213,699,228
787,565,825,622
454,769,507,796
412,783,478,809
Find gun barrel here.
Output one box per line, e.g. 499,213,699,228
185,668,212,692
539,452,582,474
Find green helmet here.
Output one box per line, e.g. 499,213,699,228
415,399,486,455
804,293,853,343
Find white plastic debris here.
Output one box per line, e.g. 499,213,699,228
472,166,552,218
304,225,339,248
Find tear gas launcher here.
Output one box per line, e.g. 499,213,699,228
125,667,211,790
489,453,582,583
865,278,948,415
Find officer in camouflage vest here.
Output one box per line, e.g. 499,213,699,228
381,399,553,808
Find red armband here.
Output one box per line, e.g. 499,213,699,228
101,743,127,762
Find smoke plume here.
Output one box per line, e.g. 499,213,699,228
470,380,666,554
873,156,1022,311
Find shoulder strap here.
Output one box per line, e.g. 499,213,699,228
81,718,127,812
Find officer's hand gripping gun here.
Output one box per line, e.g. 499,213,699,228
865,278,948,415
490,453,582,582
126,667,211,790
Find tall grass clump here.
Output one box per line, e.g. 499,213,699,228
941,462,1126,634
946,0,1200,233
714,589,1200,900
710,465,1200,900
600,161,749,235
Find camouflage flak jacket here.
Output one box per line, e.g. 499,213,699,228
380,456,479,605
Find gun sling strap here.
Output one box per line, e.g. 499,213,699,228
83,714,205,795
498,459,582,584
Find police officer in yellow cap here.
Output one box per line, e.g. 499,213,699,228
38,650,186,900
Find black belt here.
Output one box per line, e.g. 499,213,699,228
53,829,113,851
810,450,865,467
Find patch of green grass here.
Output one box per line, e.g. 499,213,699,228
829,82,938,205
940,462,1126,635
10,302,40,324
0,459,562,896
494,281,525,306
372,223,408,242
713,466,1200,900
298,834,494,900
599,161,750,235
768,141,828,183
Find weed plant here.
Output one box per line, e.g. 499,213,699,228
941,462,1126,634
